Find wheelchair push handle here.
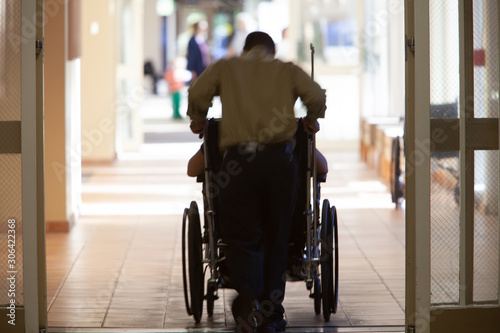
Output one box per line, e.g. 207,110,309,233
310,43,315,81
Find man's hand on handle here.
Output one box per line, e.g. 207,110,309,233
190,119,207,135
303,116,320,135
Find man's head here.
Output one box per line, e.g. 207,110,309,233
243,31,276,55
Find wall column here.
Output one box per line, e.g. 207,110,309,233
45,0,81,232
81,0,117,162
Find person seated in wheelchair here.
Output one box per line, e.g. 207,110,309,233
187,31,326,333
187,132,329,177
187,118,329,282
187,121,329,285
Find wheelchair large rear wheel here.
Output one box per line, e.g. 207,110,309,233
184,201,204,323
320,199,333,321
181,208,191,316
331,205,339,314
390,136,403,208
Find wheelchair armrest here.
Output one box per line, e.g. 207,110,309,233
317,173,327,183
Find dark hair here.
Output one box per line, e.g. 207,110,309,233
243,31,275,54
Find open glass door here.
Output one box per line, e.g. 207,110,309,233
0,0,46,332
406,1,500,332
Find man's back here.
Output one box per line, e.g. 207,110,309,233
188,46,325,149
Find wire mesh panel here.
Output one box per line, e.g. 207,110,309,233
471,0,500,304
429,0,461,306
473,150,499,304
473,0,499,119
0,156,24,306
429,0,459,119
430,151,460,305
0,0,24,307
0,1,22,121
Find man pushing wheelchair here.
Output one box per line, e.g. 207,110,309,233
187,31,326,333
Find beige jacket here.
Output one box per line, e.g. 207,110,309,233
187,46,326,150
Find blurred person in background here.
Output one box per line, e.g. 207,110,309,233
164,57,191,119
275,28,294,62
227,12,256,57
187,19,210,81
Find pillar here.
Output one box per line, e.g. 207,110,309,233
44,0,81,232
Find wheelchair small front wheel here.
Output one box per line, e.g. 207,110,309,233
188,201,204,323
314,277,321,315
206,281,217,317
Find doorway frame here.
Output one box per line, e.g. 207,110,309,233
22,0,47,331
405,1,500,332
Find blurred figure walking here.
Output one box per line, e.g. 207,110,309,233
164,57,189,119
187,20,210,81
227,12,256,57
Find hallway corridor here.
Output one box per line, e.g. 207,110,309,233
45,123,405,332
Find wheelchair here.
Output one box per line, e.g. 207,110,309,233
181,118,339,324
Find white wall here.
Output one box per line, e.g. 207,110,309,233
81,0,117,161
44,0,81,230
388,0,405,118
66,59,82,222
143,0,163,74
44,0,69,226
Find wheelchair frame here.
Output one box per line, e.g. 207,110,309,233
181,119,339,323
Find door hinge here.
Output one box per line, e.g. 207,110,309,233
405,36,415,61
36,39,44,56
408,326,415,333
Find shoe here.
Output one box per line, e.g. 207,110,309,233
274,318,287,332
286,270,306,281
286,254,305,281
286,263,306,281
232,295,260,333
258,318,287,333
258,325,275,333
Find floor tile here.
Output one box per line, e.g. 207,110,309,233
47,125,405,331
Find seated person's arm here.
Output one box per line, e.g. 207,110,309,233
315,149,328,175
187,149,205,177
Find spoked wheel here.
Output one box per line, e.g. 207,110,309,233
313,277,321,315
330,206,339,314
390,136,403,208
182,201,204,323
320,199,333,321
181,208,192,316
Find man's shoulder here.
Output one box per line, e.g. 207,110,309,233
209,58,230,69
211,57,244,69
208,57,297,71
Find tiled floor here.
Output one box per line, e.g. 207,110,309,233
46,118,405,332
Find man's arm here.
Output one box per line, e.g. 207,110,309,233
293,65,327,122
186,62,221,133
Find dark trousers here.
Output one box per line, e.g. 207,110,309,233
219,143,297,321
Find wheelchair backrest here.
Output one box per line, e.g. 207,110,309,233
196,118,223,183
